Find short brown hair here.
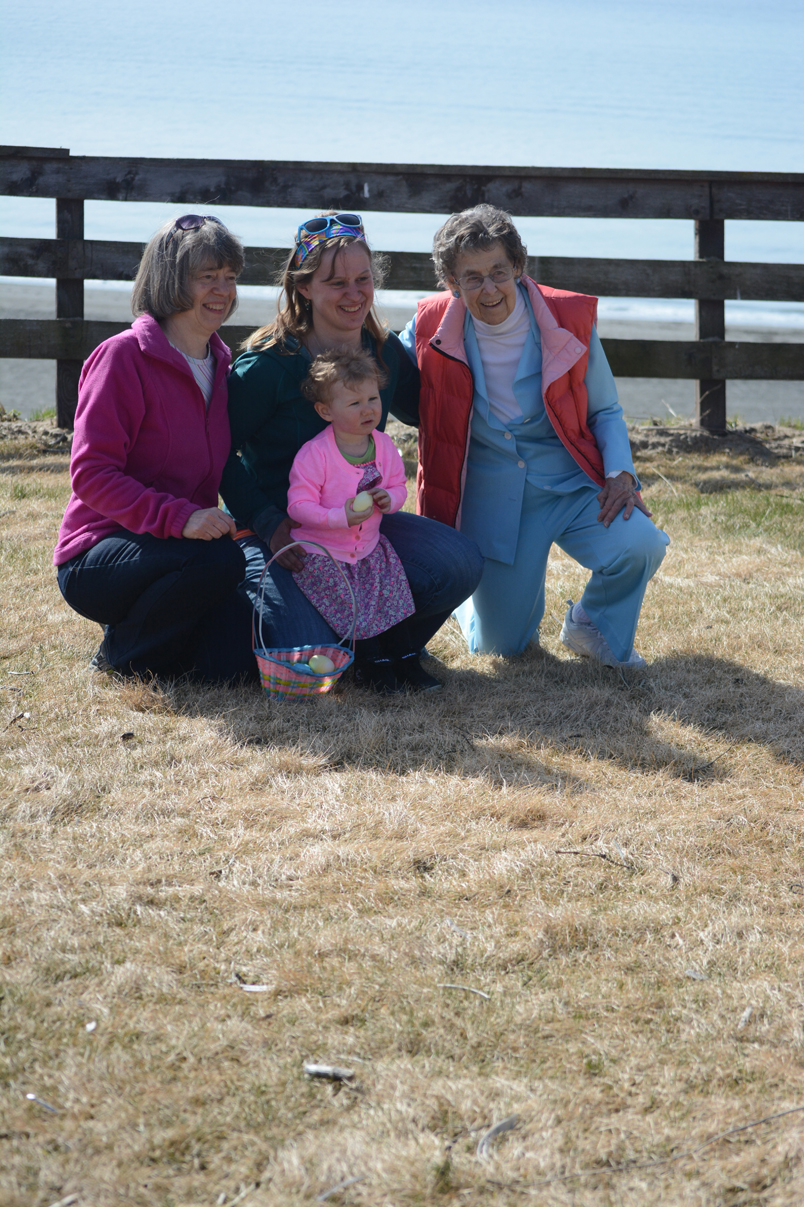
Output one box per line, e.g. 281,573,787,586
300,347,388,407
431,204,527,288
131,216,245,320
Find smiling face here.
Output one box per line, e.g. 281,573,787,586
187,263,238,335
297,242,375,345
314,375,382,449
162,261,238,357
449,242,520,325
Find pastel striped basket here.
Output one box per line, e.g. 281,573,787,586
252,541,356,699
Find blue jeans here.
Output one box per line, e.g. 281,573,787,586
244,511,484,651
57,530,257,682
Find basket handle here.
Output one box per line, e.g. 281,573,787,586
252,540,359,655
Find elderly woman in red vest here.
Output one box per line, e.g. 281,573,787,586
399,204,669,667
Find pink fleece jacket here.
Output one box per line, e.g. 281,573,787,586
54,315,232,566
286,424,408,563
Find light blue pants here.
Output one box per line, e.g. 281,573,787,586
455,481,669,660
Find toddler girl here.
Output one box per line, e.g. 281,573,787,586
287,348,441,693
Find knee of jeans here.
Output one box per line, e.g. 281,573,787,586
466,544,485,591
193,536,246,584
451,532,485,592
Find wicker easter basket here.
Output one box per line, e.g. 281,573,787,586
252,541,356,699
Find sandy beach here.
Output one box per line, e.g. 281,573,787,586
1,282,802,424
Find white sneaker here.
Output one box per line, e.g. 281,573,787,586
560,601,646,669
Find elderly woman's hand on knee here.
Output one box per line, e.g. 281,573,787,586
596,471,652,527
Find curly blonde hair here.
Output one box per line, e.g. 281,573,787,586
300,347,388,407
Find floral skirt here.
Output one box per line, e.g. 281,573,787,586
293,535,415,640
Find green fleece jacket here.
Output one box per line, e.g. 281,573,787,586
220,330,420,542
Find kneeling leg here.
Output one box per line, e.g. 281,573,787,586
558,499,669,664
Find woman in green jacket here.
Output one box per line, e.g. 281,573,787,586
220,213,484,692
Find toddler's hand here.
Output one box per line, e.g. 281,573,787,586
369,488,391,513
345,498,368,527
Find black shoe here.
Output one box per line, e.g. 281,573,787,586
392,653,442,692
353,657,404,695
89,642,117,676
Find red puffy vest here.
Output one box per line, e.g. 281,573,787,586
413,279,605,528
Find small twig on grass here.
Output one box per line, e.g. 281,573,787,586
227,1185,258,1207
3,711,30,731
446,917,471,939
45,1196,79,1207
26,1092,61,1114
485,1103,804,1192
652,467,679,496
477,1115,520,1159
556,849,636,871
688,739,741,776
771,491,804,503
304,1063,355,1082
437,983,491,1000
316,1176,363,1202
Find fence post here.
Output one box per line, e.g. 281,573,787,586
694,218,726,431
55,195,84,429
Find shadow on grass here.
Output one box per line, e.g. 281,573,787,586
169,645,804,785
0,455,72,475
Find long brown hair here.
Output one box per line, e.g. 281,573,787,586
243,228,389,355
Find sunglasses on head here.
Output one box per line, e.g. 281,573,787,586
293,213,365,266
168,214,224,240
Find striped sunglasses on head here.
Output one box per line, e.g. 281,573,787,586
293,213,365,266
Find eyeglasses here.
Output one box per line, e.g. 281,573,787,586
454,267,515,292
293,213,365,266
172,214,224,233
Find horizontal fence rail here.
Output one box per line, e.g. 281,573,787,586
5,319,802,382
1,147,803,429
3,153,804,219
3,237,804,301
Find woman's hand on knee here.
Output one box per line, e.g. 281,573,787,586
269,515,306,571
596,472,652,527
182,507,237,540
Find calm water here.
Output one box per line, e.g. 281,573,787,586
1,0,803,343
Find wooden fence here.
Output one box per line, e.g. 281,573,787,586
2,145,803,430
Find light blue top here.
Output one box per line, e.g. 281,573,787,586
399,284,638,563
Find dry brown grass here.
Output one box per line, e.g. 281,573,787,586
3,419,804,1207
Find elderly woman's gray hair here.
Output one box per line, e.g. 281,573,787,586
432,204,528,288
131,216,245,320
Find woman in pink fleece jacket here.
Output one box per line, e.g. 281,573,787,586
287,348,440,694
54,215,255,682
